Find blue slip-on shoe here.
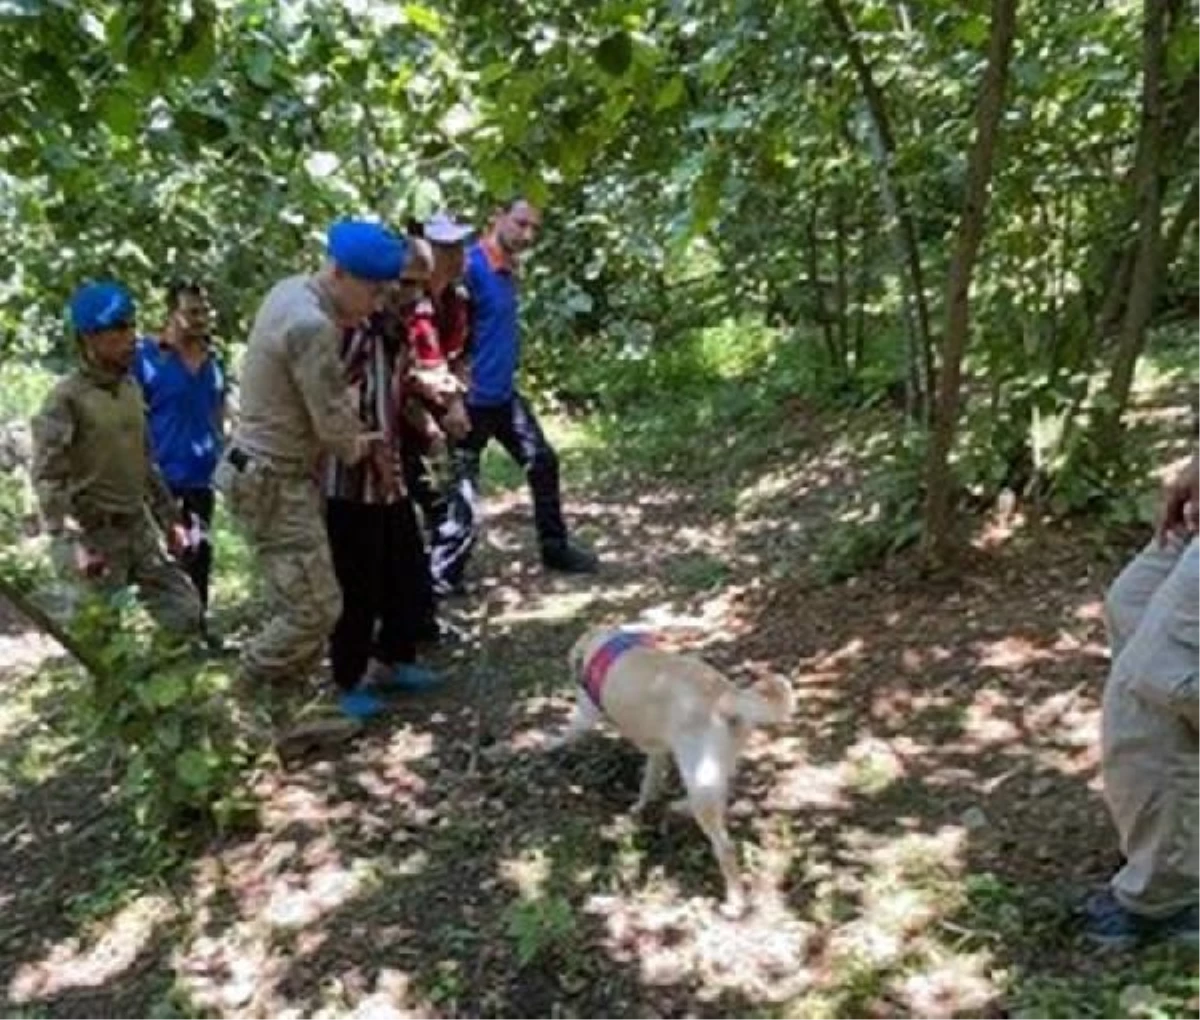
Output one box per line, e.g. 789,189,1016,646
338,688,392,720
386,662,443,694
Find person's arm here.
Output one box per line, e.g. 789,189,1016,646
1156,449,1199,545
31,383,107,576
30,382,77,538
286,316,372,465
211,353,229,439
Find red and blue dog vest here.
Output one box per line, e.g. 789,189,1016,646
581,629,657,708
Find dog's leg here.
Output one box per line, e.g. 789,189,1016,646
631,753,669,814
675,739,745,915
690,798,745,916
542,688,600,752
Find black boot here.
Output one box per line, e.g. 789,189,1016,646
541,539,599,574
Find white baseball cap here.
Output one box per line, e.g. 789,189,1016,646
424,212,473,244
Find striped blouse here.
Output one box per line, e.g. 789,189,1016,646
320,309,408,504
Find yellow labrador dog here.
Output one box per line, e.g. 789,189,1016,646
547,625,793,912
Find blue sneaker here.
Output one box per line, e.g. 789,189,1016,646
387,663,442,694
338,689,391,720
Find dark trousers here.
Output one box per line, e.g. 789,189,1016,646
171,485,215,609
325,497,426,691
401,439,446,540
429,392,567,591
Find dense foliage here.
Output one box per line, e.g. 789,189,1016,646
1,0,1196,539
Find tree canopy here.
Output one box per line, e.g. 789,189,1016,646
1,0,1197,542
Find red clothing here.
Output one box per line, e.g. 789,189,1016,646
407,285,469,373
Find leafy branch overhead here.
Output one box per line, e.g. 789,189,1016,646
0,0,1195,548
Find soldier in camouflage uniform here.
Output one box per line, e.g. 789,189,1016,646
31,281,202,636
216,219,407,730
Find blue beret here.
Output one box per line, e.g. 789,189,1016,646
326,219,407,281
69,281,136,335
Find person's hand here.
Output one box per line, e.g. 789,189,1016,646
1156,453,1200,546
352,430,386,465
167,521,190,556
369,440,400,497
442,401,470,441
49,535,106,578
75,543,108,578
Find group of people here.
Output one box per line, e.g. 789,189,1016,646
31,198,597,733
26,195,1196,950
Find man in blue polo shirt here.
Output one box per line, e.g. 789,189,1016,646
430,197,598,595
134,279,226,610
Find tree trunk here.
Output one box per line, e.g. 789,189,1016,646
0,575,105,679
834,189,850,373
804,204,839,369
860,108,922,415
853,213,871,372
1092,0,1171,450
825,0,934,419
921,0,1019,567
1088,69,1197,341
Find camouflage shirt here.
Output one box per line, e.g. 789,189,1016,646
230,274,362,472
31,361,178,535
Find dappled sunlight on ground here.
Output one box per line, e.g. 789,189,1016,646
589,890,815,1004
2,385,1197,1018
8,896,172,1006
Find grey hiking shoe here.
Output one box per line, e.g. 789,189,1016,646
1082,889,1199,950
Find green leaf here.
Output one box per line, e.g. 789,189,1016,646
175,748,212,789
104,6,132,54
957,14,989,48
479,61,512,86
179,1,218,80
403,3,444,36
175,108,230,143
595,31,633,77
144,671,187,708
654,75,686,111
247,47,274,88
101,90,140,137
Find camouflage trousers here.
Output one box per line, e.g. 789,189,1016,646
216,456,341,685
1102,535,1199,917
54,513,203,637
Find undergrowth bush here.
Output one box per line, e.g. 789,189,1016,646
0,550,263,847
815,429,927,582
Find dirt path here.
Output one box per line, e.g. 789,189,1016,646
0,410,1195,1019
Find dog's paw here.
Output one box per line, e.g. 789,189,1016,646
718,889,749,920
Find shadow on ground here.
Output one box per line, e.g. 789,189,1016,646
1,401,1196,1019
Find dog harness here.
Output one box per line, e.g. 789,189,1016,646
581,629,657,708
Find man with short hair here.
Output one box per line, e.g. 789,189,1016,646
31,281,203,637
216,219,406,728
134,279,226,610
429,198,598,596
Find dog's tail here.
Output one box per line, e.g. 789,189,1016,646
722,675,794,728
